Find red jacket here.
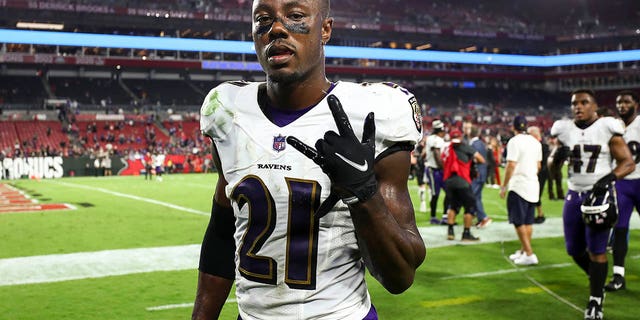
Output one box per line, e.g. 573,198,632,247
442,143,472,184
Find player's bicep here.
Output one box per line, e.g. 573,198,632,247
374,150,418,230
610,135,633,164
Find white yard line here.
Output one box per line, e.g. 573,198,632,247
146,299,236,311
46,180,209,216
498,244,583,313
440,262,574,280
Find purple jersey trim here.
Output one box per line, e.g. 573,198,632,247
426,167,444,196
363,304,378,320
237,304,377,320
267,82,336,127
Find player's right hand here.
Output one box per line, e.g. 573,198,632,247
592,172,616,196
287,95,378,205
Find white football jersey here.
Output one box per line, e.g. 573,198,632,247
425,134,445,168
154,154,165,167
200,81,421,320
550,117,624,192
622,115,640,180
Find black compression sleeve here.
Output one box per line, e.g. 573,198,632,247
198,201,236,279
375,141,415,162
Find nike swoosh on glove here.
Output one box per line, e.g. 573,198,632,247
287,94,377,205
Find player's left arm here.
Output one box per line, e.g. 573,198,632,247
433,146,444,168
500,160,517,199
287,94,425,294
610,135,635,179
349,150,426,294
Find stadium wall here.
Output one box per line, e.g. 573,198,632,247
0,154,209,180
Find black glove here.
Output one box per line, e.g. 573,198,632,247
287,94,377,205
592,172,616,196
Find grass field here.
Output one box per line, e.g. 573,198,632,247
1,173,639,320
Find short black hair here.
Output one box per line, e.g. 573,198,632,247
571,89,597,104
617,90,639,104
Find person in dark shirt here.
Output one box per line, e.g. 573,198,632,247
469,125,492,228
528,126,549,224
443,129,485,241
547,136,565,200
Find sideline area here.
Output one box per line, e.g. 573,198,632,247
5,216,640,287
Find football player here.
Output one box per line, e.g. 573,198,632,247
425,119,447,224
605,90,640,292
550,89,635,320
192,1,426,319
414,137,428,212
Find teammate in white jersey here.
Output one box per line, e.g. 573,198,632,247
550,89,635,320
605,90,640,292
192,1,426,319
424,120,446,224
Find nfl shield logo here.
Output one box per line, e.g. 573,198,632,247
273,134,286,152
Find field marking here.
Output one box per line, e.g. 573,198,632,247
0,245,200,286
146,299,236,312
46,180,209,216
440,262,574,280
499,242,583,313
516,284,562,294
0,183,75,214
420,296,482,308
523,271,582,313
146,303,194,311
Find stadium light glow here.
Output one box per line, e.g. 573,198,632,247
416,43,432,50
0,28,639,67
16,22,64,31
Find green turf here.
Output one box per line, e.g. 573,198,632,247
1,173,639,320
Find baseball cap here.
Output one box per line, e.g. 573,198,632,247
449,129,463,143
432,120,444,132
513,115,527,132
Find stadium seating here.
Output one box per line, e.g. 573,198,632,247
0,122,20,153
0,120,68,155
78,120,170,152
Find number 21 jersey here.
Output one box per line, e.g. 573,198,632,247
200,81,422,320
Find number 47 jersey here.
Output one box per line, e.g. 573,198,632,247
200,81,422,320
550,116,624,192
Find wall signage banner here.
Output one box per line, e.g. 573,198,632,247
1,156,64,180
